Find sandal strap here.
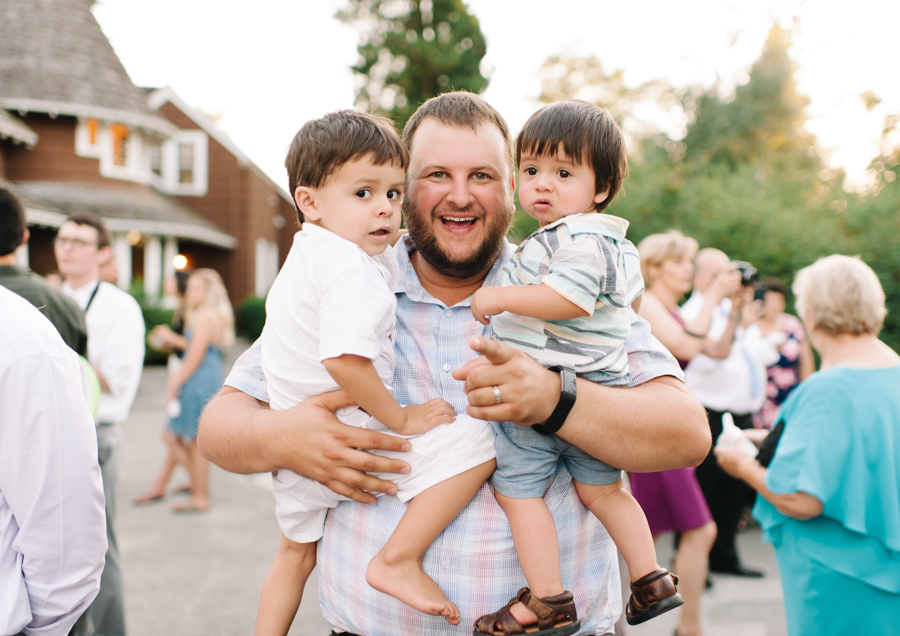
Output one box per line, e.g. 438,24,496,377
521,590,554,620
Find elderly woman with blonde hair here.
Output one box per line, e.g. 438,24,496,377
716,255,900,635
162,268,234,512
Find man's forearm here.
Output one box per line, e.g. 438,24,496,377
197,386,282,474
556,376,710,472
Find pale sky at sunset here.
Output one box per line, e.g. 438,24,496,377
93,0,899,192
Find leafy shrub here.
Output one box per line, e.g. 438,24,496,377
237,296,267,341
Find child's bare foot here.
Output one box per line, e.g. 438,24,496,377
366,552,460,624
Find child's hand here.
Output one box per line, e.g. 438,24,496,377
400,398,457,435
471,286,504,325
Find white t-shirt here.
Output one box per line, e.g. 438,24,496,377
680,292,769,415
0,287,107,636
262,223,399,423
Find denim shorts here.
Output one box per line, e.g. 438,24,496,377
491,421,622,498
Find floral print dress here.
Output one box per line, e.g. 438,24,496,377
754,313,806,428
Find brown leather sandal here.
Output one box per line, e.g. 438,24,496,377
625,568,684,625
473,587,580,636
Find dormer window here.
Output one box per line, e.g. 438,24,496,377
178,142,195,184
147,142,163,178
75,118,144,182
111,124,129,167
145,130,208,196
87,118,100,146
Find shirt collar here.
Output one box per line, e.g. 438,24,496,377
62,278,101,309
530,212,629,241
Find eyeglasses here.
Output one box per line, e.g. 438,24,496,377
54,237,99,249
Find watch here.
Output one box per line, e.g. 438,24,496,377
532,366,577,435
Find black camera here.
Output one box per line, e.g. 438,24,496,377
732,261,757,286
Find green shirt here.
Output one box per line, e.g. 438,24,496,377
0,265,88,356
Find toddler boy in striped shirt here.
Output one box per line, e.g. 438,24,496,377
470,100,682,634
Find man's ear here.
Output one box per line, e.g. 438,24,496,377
20,228,30,247
294,186,321,222
97,245,112,265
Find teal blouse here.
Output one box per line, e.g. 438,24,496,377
753,364,900,594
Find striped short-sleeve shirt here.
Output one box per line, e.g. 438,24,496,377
491,213,644,378
225,235,682,636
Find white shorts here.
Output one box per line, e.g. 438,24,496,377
272,409,496,543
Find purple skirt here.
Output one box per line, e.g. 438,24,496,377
630,467,712,535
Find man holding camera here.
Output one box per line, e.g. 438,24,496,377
681,248,770,578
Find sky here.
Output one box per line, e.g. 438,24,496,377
92,0,900,193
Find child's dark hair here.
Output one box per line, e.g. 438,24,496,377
284,110,409,223
516,100,627,212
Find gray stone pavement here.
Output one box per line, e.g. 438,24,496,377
117,340,786,635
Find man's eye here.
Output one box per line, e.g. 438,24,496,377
431,171,445,179
387,189,402,201
558,169,571,178
473,172,488,180
356,190,372,199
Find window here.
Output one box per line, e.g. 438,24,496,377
87,119,99,145
178,142,195,184
147,143,163,178
111,124,129,167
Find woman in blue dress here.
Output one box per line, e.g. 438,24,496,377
165,268,234,512
716,255,900,635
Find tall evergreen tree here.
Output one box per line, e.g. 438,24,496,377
337,0,489,129
682,24,819,171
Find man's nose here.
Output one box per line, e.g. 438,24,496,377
445,176,474,208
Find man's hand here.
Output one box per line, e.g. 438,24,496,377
398,398,457,435
470,286,505,325
197,386,413,504
452,336,558,425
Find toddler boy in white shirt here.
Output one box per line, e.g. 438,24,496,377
255,111,496,636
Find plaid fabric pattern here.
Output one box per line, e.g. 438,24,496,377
224,235,683,635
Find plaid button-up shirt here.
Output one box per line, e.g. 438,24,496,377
226,235,683,636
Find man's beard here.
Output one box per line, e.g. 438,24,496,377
403,199,514,281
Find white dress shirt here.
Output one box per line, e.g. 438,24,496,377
62,279,145,424
680,291,769,414
0,287,107,636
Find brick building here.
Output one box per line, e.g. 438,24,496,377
0,0,298,307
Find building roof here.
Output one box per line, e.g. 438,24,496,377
0,109,38,146
12,181,237,249
147,87,293,205
0,0,175,136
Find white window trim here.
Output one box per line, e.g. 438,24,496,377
147,130,208,196
75,118,149,184
74,118,102,159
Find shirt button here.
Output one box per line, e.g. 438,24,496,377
442,559,451,569
445,310,452,317
443,363,451,372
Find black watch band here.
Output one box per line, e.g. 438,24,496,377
532,366,577,435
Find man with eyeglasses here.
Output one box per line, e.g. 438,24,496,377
55,212,145,636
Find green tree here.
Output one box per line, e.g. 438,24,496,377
337,0,489,129
682,24,818,171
